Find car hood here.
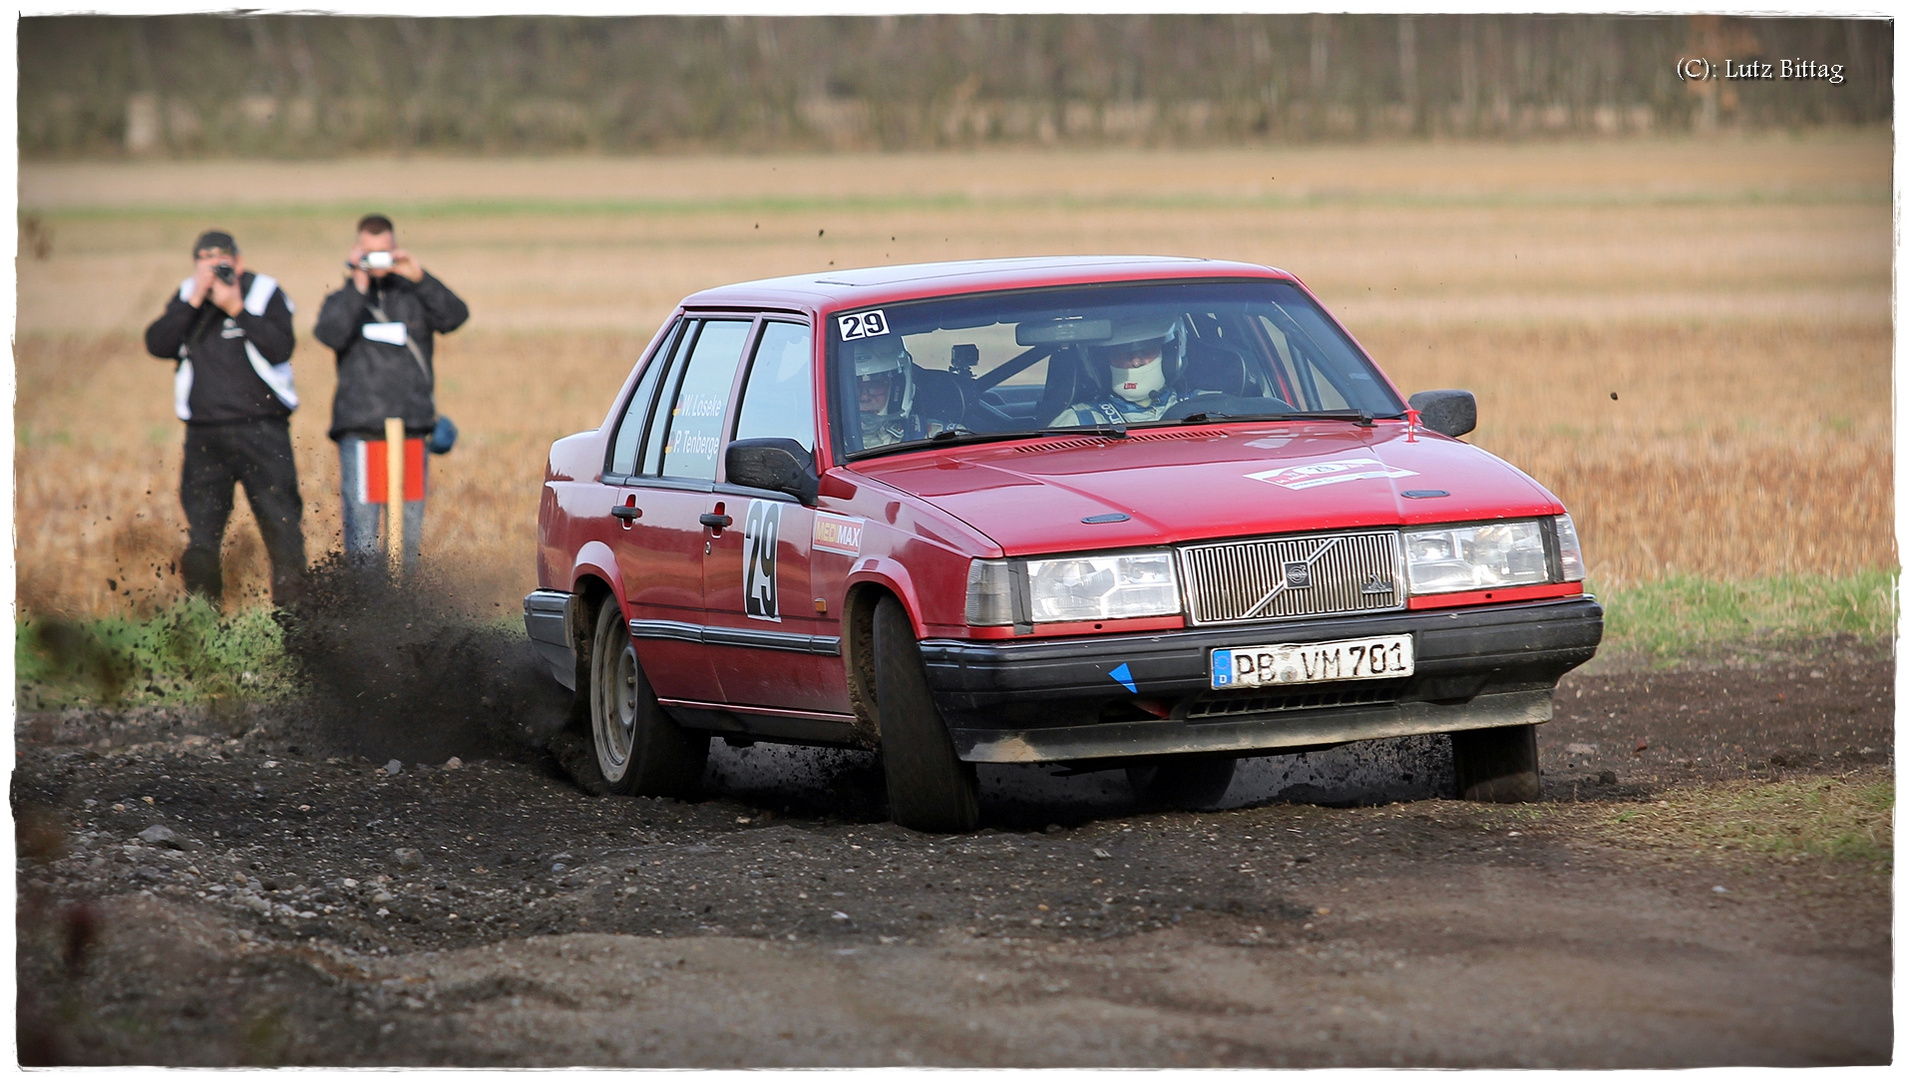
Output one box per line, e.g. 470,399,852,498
851,421,1564,556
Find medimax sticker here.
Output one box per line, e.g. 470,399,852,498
812,512,865,556
1247,457,1418,491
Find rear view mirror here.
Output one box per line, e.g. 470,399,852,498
725,438,819,505
1408,389,1478,439
1015,318,1112,346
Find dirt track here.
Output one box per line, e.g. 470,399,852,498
13,637,1894,1066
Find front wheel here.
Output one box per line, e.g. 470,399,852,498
1451,724,1540,803
873,596,981,833
579,599,707,799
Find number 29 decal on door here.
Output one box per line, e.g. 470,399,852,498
742,499,782,621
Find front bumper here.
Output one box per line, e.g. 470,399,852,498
920,596,1601,764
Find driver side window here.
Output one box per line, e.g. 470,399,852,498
733,321,816,453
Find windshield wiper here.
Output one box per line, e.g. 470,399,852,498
848,422,1138,461
1038,421,1127,439
847,427,1029,461
1177,408,1375,427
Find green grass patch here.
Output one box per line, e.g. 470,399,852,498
29,183,1889,225
1595,570,1897,659
1595,773,1894,868
15,599,296,710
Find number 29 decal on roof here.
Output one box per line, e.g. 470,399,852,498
837,310,889,340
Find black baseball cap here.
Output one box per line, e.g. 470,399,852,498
193,230,238,256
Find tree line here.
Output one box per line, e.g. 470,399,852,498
19,14,1891,157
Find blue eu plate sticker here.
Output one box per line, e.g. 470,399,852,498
1211,649,1233,687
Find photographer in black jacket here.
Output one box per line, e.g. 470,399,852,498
313,214,469,570
144,230,306,607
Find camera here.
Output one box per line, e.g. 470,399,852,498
358,251,395,271
213,263,235,285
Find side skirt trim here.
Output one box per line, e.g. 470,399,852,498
629,618,841,656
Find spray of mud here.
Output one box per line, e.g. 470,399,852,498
274,556,574,767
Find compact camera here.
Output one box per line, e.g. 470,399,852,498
358,251,395,271
212,263,236,285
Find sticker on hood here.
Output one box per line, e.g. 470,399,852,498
1247,457,1419,491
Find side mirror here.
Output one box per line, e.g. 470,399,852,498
725,438,819,506
1408,389,1477,439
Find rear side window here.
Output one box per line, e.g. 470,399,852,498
732,321,816,453
659,319,752,481
607,320,683,478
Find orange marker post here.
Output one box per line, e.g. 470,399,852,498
384,416,405,573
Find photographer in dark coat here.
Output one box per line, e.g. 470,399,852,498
144,229,306,607
313,214,469,570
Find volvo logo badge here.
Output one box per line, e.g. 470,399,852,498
1283,561,1312,589
1361,573,1394,595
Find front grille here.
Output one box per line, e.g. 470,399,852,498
1179,529,1404,625
1186,680,1403,720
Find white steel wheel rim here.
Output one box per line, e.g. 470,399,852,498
595,639,639,781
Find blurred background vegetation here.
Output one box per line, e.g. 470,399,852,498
19,13,1891,158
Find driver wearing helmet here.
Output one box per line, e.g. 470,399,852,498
1049,314,1189,427
851,335,946,449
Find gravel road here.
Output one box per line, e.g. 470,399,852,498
13,631,1892,1066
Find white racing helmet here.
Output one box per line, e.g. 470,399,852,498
850,335,914,418
1093,313,1185,403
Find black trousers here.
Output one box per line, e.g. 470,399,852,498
180,418,307,606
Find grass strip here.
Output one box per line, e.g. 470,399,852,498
1594,569,1897,660
1596,772,1893,868
15,599,295,710
27,184,1891,224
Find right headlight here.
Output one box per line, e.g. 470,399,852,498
966,551,1181,626
1404,520,1551,595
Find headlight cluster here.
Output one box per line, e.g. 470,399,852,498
967,552,1181,626
1404,514,1584,595
968,514,1584,626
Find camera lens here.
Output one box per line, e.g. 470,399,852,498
214,264,235,285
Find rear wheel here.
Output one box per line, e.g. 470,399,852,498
1127,755,1238,810
579,599,707,798
1452,724,1540,802
873,596,981,833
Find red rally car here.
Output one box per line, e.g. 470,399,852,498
525,256,1602,832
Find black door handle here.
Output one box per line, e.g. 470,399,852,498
699,512,733,529
611,505,641,520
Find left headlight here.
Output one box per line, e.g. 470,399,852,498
968,551,1181,625
1404,520,1551,595
1026,551,1181,622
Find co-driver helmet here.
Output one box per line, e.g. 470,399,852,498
850,335,915,418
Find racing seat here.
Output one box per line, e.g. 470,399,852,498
912,366,970,429
1180,341,1253,397
1030,349,1090,428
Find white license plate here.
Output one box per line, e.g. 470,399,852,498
1210,634,1414,690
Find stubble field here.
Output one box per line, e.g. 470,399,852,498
13,133,1893,617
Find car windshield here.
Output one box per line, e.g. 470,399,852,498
826,280,1407,459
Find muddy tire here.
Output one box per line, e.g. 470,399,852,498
1128,755,1238,810
873,596,981,833
578,599,707,799
1452,724,1540,803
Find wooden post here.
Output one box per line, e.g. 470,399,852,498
384,416,405,573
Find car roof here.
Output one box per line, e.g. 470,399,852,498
679,255,1299,313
